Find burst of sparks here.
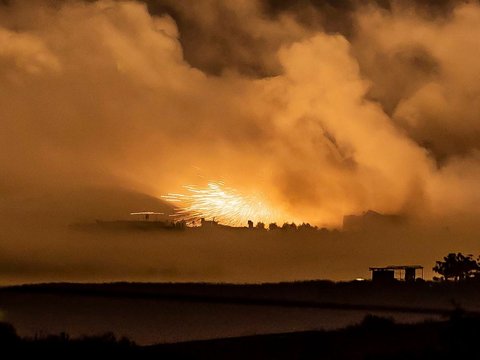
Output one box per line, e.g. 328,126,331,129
162,182,289,227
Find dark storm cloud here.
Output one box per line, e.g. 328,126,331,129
137,0,461,77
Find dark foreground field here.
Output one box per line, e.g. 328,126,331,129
2,280,480,358
4,280,480,343
1,313,480,359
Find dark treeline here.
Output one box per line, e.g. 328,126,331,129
2,313,480,359
433,252,480,282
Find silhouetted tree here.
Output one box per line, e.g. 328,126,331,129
0,322,18,345
281,222,297,230
298,222,313,231
433,253,479,281
247,220,254,229
256,222,265,230
268,223,278,230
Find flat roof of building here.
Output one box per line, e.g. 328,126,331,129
130,212,164,215
369,265,423,271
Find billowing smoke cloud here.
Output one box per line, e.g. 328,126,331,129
1,0,480,224
2,0,480,282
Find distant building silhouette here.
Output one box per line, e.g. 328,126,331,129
90,211,184,231
200,218,219,228
369,265,424,283
130,211,164,221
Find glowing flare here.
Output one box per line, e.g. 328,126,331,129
162,182,291,226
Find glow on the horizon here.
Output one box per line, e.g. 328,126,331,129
162,181,293,226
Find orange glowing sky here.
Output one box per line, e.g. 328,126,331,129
2,0,480,227
2,0,480,282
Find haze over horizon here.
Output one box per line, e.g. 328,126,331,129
2,0,480,283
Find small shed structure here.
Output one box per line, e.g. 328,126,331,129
130,212,164,221
369,265,423,283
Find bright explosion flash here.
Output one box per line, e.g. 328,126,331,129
162,182,291,227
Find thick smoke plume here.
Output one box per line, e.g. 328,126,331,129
1,0,480,282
